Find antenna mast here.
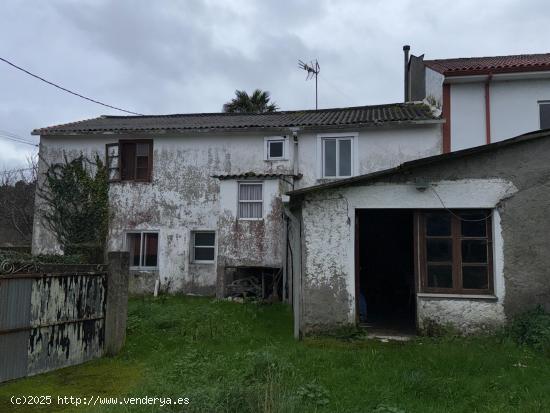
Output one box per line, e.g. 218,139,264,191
298,59,320,110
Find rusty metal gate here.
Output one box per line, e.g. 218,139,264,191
0,263,107,383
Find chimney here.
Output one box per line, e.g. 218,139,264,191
403,45,410,102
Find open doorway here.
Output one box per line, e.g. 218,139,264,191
356,210,416,334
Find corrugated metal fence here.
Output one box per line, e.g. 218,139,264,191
0,264,107,383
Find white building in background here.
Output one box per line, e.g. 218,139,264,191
407,49,550,151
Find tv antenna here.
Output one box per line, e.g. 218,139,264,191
298,59,320,110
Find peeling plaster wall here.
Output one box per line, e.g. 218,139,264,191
298,136,550,334
32,133,293,294
299,179,514,333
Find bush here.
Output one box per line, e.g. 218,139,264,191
505,306,550,355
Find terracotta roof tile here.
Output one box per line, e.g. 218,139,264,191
425,53,550,76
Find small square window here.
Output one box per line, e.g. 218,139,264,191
192,231,215,262
265,137,286,160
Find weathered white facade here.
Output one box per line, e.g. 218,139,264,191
32,107,443,296
289,130,550,336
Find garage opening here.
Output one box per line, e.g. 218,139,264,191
356,210,416,334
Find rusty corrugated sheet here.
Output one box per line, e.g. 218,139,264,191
0,272,106,383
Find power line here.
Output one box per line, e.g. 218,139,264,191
0,129,32,141
0,56,144,116
0,134,38,147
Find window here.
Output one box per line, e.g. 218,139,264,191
265,137,287,160
238,182,263,219
127,232,158,268
539,102,550,129
322,137,353,178
419,210,493,294
106,140,153,182
192,231,216,262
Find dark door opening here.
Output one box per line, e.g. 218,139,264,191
356,210,416,334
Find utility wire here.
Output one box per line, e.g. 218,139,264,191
0,56,144,116
0,134,38,147
430,186,492,222
0,129,32,141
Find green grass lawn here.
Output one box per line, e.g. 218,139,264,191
1,296,549,412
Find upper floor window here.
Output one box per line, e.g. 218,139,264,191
127,231,158,269
106,139,153,182
264,136,287,160
238,182,263,219
321,136,353,178
419,210,493,295
539,102,550,130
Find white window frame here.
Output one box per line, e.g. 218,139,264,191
125,230,159,269
316,132,358,179
264,136,288,161
538,100,550,129
191,230,216,264
237,181,264,220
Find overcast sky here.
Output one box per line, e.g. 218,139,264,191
1,0,549,169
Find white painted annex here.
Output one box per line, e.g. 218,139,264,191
297,178,517,334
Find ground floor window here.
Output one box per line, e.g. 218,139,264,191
419,210,493,294
191,231,216,263
127,231,159,268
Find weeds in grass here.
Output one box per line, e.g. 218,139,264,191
503,305,550,355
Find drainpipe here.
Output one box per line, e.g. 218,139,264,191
291,129,299,177
484,74,493,145
403,45,410,102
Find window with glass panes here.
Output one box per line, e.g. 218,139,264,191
192,231,215,262
322,137,352,178
106,140,153,182
238,182,263,219
127,232,158,268
419,210,493,294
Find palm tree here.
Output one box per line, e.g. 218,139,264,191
223,89,279,113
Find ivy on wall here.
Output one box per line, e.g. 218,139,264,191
38,153,109,262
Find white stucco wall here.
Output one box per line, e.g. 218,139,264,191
448,76,550,151
490,78,550,141
295,124,442,188
300,179,517,333
450,82,487,151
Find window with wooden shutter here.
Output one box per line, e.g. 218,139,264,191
107,139,153,182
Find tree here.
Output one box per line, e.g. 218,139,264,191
0,157,37,245
222,89,279,113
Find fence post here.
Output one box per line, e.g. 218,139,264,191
104,251,129,356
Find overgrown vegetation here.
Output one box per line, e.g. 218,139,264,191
38,153,108,262
1,297,549,413
504,306,550,356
